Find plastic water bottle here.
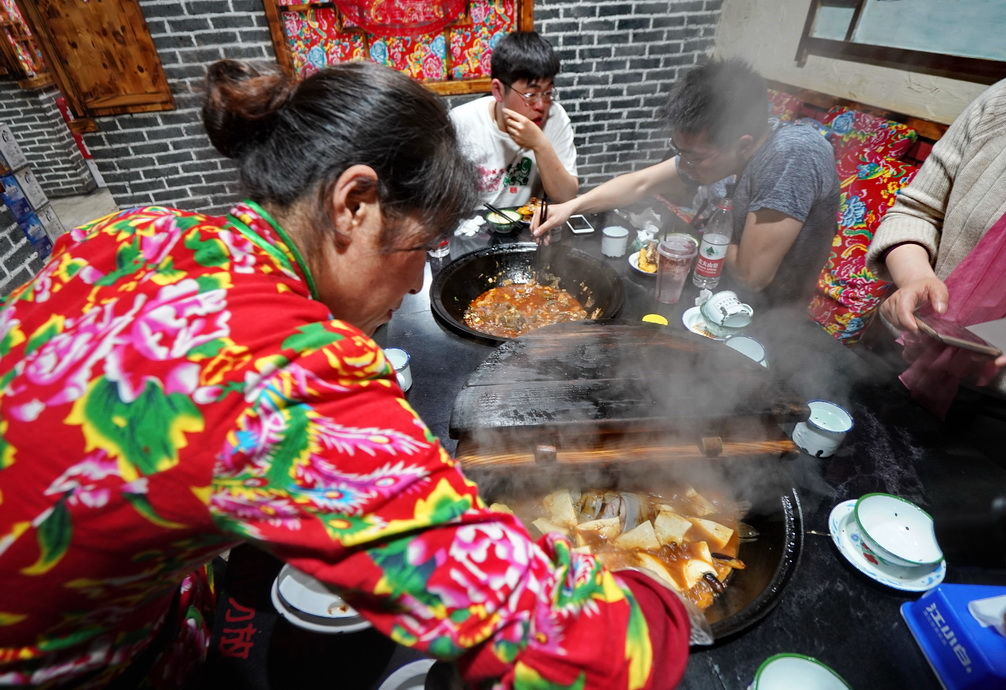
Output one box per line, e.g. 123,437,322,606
692,197,733,290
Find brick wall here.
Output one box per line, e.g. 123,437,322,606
80,0,721,215
0,83,94,198
448,0,722,188
0,208,46,297
82,0,273,215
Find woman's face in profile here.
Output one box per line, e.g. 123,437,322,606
320,211,430,336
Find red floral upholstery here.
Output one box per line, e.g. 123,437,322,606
768,88,803,122
808,157,920,342
821,106,917,177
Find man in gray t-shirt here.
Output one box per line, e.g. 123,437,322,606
731,119,839,307
534,58,839,309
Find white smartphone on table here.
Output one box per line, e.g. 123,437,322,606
566,214,595,234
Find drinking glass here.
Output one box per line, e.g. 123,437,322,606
655,233,698,304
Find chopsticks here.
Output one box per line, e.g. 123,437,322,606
534,194,550,275
483,202,522,230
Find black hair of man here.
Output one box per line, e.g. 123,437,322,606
661,58,769,148
490,31,560,86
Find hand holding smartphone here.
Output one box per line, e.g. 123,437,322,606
915,315,1004,358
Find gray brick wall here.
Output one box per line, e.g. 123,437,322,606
80,0,721,214
82,0,272,214
0,83,94,198
0,219,47,297
448,0,722,188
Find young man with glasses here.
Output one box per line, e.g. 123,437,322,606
450,31,579,207
534,58,838,308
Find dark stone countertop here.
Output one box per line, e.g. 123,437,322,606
209,215,1006,689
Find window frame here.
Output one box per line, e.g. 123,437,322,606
796,0,1006,85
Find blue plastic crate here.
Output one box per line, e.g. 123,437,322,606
901,584,1006,690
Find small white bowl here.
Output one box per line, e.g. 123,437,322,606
853,493,943,568
750,653,850,690
384,347,412,392
275,564,363,621
724,335,768,367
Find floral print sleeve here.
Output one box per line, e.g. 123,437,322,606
0,202,688,689
209,324,688,688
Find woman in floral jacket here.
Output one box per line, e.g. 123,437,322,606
0,60,689,688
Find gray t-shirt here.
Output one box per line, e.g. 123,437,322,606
730,120,839,308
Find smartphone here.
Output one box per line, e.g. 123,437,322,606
566,214,595,234
915,315,1003,358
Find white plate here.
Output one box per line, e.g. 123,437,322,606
627,251,656,276
828,500,946,592
682,306,726,341
377,659,436,690
271,566,371,634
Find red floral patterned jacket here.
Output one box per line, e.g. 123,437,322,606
0,202,688,688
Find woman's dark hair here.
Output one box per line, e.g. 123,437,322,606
202,59,476,251
661,58,769,147
490,31,560,85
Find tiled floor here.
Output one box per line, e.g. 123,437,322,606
49,186,118,231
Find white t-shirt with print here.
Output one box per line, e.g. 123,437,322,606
449,96,578,208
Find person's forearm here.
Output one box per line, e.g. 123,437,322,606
567,158,684,216
885,242,936,287
532,142,579,202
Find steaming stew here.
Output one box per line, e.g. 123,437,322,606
493,486,745,610
463,281,588,338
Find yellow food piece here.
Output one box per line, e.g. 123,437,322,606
636,552,683,591
689,517,734,550
532,517,570,537
654,510,693,544
692,540,713,565
489,502,514,515
684,487,717,516
682,558,718,589
614,520,661,551
636,248,657,273
543,489,577,527
576,517,622,541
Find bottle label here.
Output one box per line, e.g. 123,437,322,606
695,235,728,278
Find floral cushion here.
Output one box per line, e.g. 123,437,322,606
808,157,920,343
822,107,917,177
767,88,803,121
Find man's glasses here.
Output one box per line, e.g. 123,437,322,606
505,85,556,105
669,139,722,168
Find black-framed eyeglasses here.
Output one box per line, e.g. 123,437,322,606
504,84,556,105
669,138,725,168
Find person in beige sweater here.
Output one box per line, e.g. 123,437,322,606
865,78,1006,374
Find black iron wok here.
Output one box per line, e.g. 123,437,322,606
465,463,802,642
430,243,625,344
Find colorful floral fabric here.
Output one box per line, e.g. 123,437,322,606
280,0,517,82
0,202,687,688
821,106,917,178
767,88,803,122
808,157,920,342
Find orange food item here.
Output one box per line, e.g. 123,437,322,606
463,281,587,338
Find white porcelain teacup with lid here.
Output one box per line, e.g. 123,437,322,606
700,290,754,336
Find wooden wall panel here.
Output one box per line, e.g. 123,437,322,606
15,0,173,117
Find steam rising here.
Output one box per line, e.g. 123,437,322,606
453,309,875,516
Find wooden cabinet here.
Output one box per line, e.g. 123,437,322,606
15,0,173,117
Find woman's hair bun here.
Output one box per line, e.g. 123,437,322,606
202,59,297,159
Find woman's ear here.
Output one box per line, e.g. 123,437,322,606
328,164,381,247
